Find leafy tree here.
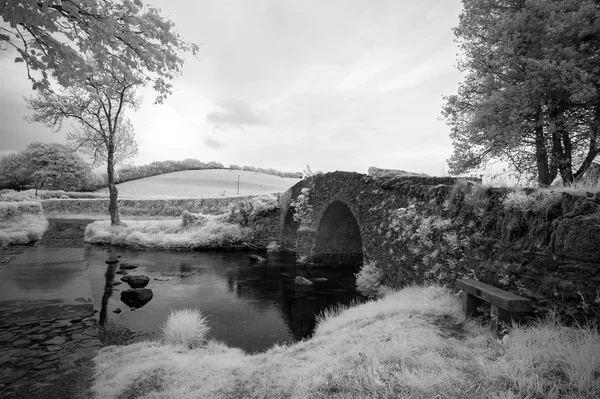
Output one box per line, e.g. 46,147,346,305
0,143,92,191
442,0,600,186
27,57,140,225
1,0,198,103
0,152,31,189
23,142,92,192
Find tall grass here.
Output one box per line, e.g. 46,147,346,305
84,217,253,249
162,309,210,349
0,201,48,246
473,316,600,398
91,285,600,399
0,214,48,246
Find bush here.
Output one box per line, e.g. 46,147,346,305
0,189,37,202
266,241,281,252
0,189,106,202
0,201,44,221
161,309,210,349
355,261,383,299
181,211,208,228
228,194,279,226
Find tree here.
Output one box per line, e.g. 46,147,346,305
27,57,140,225
1,0,198,103
442,0,600,186
0,142,92,191
23,142,92,193
0,152,31,189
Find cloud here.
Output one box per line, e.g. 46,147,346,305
203,136,226,150
206,100,267,129
337,64,389,92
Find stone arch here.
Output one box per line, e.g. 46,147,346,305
312,200,363,268
281,206,300,251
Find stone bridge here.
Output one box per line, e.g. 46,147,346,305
278,171,459,269
276,171,600,322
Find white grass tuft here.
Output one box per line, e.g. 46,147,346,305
161,309,211,349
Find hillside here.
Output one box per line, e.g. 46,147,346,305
96,169,301,199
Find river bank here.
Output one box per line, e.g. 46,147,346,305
91,285,600,399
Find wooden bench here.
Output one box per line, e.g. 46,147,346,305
456,279,532,333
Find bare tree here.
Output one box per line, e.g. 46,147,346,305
27,59,140,225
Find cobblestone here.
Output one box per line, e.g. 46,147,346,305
0,315,101,397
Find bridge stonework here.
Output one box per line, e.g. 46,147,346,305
280,172,458,270
279,171,600,323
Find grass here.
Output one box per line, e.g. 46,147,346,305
162,309,211,349
91,285,600,398
0,201,48,247
84,216,253,249
0,213,48,247
96,169,300,199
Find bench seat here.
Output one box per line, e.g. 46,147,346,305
456,278,532,333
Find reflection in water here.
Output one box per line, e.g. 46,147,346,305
86,248,363,352
230,257,363,341
99,260,118,327
120,288,154,309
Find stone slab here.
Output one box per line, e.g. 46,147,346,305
0,244,91,308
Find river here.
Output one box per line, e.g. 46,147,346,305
84,246,363,353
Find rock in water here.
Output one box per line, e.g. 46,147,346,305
295,276,313,286
249,254,266,263
121,275,150,288
118,261,139,270
120,289,153,309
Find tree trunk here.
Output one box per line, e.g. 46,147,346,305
534,107,552,186
107,147,121,226
548,91,573,184
573,103,600,181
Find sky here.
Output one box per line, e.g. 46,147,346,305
0,0,465,176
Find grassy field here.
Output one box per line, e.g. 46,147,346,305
96,169,300,199
92,285,600,399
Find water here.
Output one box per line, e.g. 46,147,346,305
84,246,363,352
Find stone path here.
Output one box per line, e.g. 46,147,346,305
0,218,100,398
0,315,100,397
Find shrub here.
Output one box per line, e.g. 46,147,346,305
266,241,281,252
355,261,384,299
0,201,44,221
228,194,279,226
181,211,208,228
0,189,107,201
0,189,36,202
290,188,312,223
161,309,210,349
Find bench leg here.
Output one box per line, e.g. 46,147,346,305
490,306,523,336
462,292,484,318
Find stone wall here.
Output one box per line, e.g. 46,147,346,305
281,172,600,322
41,195,280,218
